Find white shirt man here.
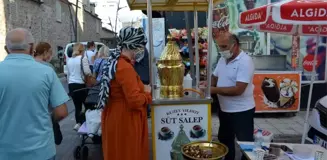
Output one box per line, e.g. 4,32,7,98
210,32,255,160
85,41,96,66
213,51,255,113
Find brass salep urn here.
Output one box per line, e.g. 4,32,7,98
157,36,185,99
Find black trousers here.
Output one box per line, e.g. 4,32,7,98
69,83,88,124
218,107,255,160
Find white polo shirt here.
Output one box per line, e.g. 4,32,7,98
213,51,255,113
85,50,96,65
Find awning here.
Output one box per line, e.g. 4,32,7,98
127,0,224,11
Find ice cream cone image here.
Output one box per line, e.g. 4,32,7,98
278,78,298,108
279,96,290,107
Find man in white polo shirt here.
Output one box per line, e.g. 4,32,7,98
211,32,255,160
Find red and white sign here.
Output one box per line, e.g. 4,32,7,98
302,54,324,72
239,5,270,26
258,15,295,34
274,0,327,25
300,25,327,36
238,0,327,35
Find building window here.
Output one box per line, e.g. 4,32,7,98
96,20,100,33
56,0,62,22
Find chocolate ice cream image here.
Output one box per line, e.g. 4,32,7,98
261,77,280,103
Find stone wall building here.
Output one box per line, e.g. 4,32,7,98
0,0,115,61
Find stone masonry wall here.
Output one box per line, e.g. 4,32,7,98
0,0,114,61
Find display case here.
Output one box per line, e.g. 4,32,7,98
168,28,208,80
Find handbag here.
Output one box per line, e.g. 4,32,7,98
84,84,101,105
84,59,105,105
81,54,96,87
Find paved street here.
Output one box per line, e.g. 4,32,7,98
57,77,305,160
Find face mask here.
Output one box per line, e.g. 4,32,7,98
220,44,234,59
220,50,233,59
134,49,145,63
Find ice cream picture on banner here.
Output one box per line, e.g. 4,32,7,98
261,77,299,108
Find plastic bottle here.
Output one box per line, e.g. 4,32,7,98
183,74,192,89
254,129,264,151
183,74,192,97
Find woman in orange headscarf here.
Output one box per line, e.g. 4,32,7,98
97,26,151,160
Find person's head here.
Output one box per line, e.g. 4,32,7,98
117,26,147,62
87,41,95,50
97,46,110,58
34,42,52,62
5,28,35,55
216,32,240,60
72,43,85,57
244,0,256,10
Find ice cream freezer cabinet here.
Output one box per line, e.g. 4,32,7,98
253,71,302,113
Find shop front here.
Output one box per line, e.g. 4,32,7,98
152,0,327,112
210,0,327,112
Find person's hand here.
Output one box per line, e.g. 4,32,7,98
198,81,208,88
144,85,151,93
198,81,208,93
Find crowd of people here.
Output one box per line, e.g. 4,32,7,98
0,26,152,160
0,27,254,160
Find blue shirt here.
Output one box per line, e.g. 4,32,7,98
93,58,106,81
0,54,69,160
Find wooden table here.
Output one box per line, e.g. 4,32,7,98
237,141,327,160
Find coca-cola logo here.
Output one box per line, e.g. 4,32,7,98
212,16,229,29
302,54,322,71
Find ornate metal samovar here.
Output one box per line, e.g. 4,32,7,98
157,36,185,99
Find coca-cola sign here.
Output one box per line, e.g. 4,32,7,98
302,54,323,71
212,16,229,29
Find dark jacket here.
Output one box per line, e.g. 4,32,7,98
134,48,150,85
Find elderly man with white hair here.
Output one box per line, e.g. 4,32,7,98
0,28,69,160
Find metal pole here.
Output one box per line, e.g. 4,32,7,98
206,0,214,98
301,26,321,144
74,0,78,42
194,10,200,88
184,11,195,86
146,0,155,99
114,0,121,37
